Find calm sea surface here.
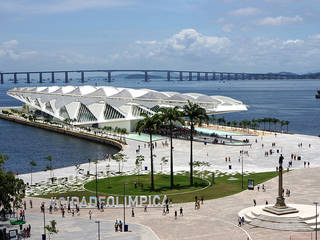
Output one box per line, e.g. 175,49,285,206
0,77,319,173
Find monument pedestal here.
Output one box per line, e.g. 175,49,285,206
263,205,299,215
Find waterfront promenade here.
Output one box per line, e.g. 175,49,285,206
18,129,320,185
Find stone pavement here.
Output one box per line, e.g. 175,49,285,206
20,167,320,240
19,131,320,185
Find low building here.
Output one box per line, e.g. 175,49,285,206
7,86,247,131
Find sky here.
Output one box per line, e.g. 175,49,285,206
0,0,320,73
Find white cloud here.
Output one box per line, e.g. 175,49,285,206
283,39,304,45
258,15,303,26
230,7,261,16
2,40,18,48
135,29,231,58
0,40,38,61
0,0,132,14
222,24,233,33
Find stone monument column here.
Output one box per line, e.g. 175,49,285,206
274,154,286,208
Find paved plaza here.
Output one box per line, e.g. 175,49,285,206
16,131,320,239
17,167,320,240
19,131,320,184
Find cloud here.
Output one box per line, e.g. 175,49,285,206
258,15,303,26
0,0,132,14
0,40,38,61
282,39,304,45
230,7,261,16
135,29,231,58
2,40,19,48
222,24,233,33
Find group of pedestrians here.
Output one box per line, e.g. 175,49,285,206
114,220,123,232
238,216,245,226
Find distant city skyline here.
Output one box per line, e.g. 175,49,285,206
1,0,320,73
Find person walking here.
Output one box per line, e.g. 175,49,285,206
180,207,183,216
253,199,256,206
174,210,177,220
29,199,33,209
132,208,135,217
89,210,92,220
115,220,118,232
119,220,123,232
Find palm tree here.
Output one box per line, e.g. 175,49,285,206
209,114,216,126
232,120,238,129
273,118,280,132
159,106,185,188
136,113,162,190
183,100,208,186
29,160,37,185
280,120,286,132
285,120,290,133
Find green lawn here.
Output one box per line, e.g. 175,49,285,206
38,171,281,204
84,174,209,195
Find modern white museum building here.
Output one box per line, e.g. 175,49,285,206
7,86,247,131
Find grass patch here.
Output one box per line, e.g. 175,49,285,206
37,170,281,203
84,174,208,195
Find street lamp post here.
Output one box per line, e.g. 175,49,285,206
95,160,98,208
42,202,46,239
241,149,244,189
314,201,319,240
95,221,100,240
123,182,128,231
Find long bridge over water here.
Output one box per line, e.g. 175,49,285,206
0,69,307,84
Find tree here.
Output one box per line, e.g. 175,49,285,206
193,161,211,179
46,156,53,178
136,113,162,190
183,100,208,186
0,153,25,211
75,164,81,178
29,160,37,185
45,220,59,240
135,155,144,184
232,120,238,129
111,152,128,173
285,120,290,133
159,106,185,188
160,156,168,173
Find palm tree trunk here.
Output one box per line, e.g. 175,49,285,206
190,123,194,186
170,123,174,188
149,132,154,190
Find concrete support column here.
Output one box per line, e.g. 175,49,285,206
227,73,230,80
14,73,17,84
189,72,192,81
205,73,208,80
27,73,30,83
179,72,183,81
220,73,223,80
197,72,200,80
108,71,111,82
144,71,148,82
81,71,85,83
65,72,68,83
212,72,216,80
51,72,55,83
167,71,170,81
39,72,43,83
0,73,3,84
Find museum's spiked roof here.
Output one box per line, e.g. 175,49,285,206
8,86,247,114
